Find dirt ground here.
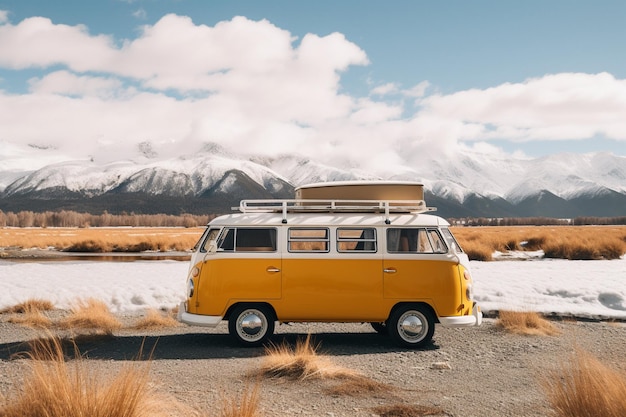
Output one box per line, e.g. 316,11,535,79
1,313,626,417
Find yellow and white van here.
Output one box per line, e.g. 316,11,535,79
179,181,482,348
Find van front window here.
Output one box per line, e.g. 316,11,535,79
199,228,221,253
217,228,277,252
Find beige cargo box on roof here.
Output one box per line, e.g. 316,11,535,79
295,181,424,202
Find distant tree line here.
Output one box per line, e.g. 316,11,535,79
0,210,215,228
1,210,624,228
451,216,626,226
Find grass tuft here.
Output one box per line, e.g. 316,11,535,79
0,299,55,314
496,310,560,336
541,349,626,417
255,334,361,381
218,384,261,417
0,336,200,417
7,309,53,329
133,308,180,330
59,298,122,335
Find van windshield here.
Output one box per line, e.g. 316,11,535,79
199,228,221,253
441,228,463,253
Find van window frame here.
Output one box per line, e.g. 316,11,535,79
440,227,463,253
287,227,330,253
199,228,221,253
386,227,449,254
336,227,377,253
216,227,278,252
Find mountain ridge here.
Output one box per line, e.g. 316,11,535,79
1,146,625,218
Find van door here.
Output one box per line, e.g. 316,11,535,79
195,227,281,316
280,227,385,321
383,228,461,316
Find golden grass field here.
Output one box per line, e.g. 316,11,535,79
0,225,625,260
451,225,626,261
0,227,205,253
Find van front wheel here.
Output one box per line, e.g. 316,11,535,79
228,304,275,347
388,305,435,348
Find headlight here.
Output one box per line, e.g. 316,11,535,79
466,283,473,301
187,279,195,298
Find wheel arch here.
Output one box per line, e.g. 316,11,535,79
389,301,439,324
224,301,277,322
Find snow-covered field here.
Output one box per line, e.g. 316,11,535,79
1,256,625,320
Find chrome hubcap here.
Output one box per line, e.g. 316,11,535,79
238,310,266,340
398,311,426,341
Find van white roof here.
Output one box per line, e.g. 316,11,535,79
208,212,449,227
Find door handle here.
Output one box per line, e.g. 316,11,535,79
266,267,281,273
383,268,397,274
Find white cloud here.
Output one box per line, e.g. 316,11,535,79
132,8,147,20
0,10,8,24
370,82,398,96
418,72,626,143
28,70,124,98
0,16,116,70
404,81,430,98
0,12,625,175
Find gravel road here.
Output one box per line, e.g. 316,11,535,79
1,314,625,417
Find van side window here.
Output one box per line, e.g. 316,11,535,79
387,228,448,253
288,228,329,252
217,228,277,252
217,228,235,251
387,228,418,252
337,228,377,252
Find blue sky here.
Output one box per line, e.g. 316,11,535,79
0,0,625,171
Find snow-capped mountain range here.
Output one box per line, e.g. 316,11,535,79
1,144,625,218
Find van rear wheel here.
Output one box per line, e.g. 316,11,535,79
228,304,275,347
388,305,435,348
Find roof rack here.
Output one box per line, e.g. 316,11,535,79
233,199,436,224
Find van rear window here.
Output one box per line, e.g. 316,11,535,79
387,228,448,254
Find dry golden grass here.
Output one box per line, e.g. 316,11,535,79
58,298,122,335
2,299,55,329
0,298,55,314
218,384,261,417
3,225,625,259
0,227,204,252
541,349,626,417
496,310,560,336
7,309,53,329
133,308,180,330
452,225,626,260
254,335,361,381
0,337,202,417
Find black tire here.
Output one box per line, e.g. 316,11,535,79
370,322,388,335
228,304,275,347
387,305,435,348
